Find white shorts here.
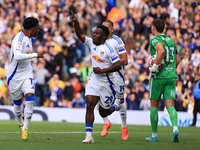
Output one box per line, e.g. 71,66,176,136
8,78,35,100
85,80,115,109
112,71,125,99
114,81,125,99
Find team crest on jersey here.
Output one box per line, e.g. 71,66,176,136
11,93,15,96
27,51,31,54
100,51,104,56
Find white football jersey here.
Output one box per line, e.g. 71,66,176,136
106,34,126,83
84,36,120,84
6,30,37,84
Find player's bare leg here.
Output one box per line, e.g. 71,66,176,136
82,95,99,144
146,99,159,141
165,99,179,142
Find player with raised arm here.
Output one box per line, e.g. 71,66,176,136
70,12,122,144
6,17,44,140
146,19,180,142
101,20,129,140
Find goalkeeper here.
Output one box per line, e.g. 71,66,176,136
147,19,180,142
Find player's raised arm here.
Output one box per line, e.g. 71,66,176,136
70,11,85,43
93,60,121,74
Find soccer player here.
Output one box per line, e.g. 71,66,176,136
70,11,122,144
101,20,129,140
146,19,180,142
6,17,44,140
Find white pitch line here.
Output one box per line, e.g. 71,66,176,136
0,131,120,134
0,132,193,135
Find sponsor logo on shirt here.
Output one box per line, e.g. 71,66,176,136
27,51,31,54
26,44,29,47
92,55,104,63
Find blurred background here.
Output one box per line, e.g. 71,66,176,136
0,0,199,116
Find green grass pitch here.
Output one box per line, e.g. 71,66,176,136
0,120,199,150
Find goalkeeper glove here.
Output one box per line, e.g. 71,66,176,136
149,64,160,73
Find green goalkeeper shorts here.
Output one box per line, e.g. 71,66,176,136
149,78,176,100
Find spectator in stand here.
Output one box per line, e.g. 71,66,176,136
121,30,136,54
191,48,200,68
48,74,65,91
79,61,91,84
90,8,101,32
72,92,85,108
0,78,8,105
34,60,51,106
124,73,134,90
191,73,200,126
71,76,81,99
48,79,63,107
64,35,77,71
63,79,74,105
189,37,197,53
191,0,200,11
137,81,147,102
139,91,151,110
128,66,139,86
126,92,139,110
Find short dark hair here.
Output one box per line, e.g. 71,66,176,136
152,19,165,33
97,25,109,37
103,20,114,27
23,17,39,30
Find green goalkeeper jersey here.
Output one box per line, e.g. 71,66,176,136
150,34,178,79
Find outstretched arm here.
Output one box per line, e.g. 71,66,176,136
70,11,85,43
14,51,43,61
93,60,121,74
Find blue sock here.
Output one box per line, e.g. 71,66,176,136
85,124,93,136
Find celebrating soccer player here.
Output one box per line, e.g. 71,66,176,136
100,20,129,140
146,19,180,142
70,11,122,143
6,17,44,140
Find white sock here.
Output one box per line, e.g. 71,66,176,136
14,104,23,126
119,101,127,128
86,132,92,136
23,101,34,130
152,133,157,138
103,117,110,124
173,126,178,133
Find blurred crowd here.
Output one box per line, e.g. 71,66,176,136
0,0,200,113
